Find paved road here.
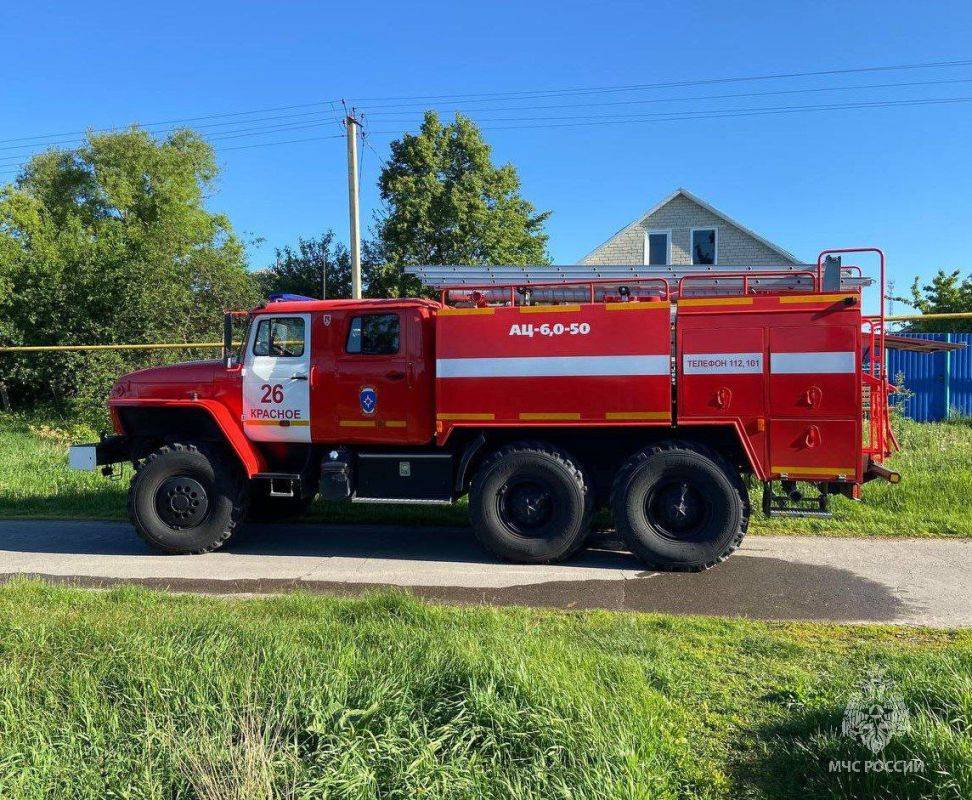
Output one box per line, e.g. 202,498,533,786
0,520,968,627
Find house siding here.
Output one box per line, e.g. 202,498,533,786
581,193,801,266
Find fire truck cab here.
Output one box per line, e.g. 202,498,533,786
70,248,898,570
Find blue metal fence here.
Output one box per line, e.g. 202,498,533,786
886,333,972,421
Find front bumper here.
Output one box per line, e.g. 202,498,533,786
68,435,131,471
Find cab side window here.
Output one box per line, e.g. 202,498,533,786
252,317,305,357
346,314,400,355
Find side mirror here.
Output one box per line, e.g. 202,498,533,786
223,312,235,368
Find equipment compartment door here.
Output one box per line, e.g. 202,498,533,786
769,418,859,481
242,313,312,442
769,325,859,418
679,326,766,418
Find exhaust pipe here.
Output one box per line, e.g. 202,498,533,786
865,460,900,484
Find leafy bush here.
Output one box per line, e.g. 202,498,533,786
0,128,258,426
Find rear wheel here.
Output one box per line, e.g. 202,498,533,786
128,442,244,554
469,442,592,563
611,441,748,571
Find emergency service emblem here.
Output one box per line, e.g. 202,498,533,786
359,387,377,414
841,666,910,754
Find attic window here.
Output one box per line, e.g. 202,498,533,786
691,228,717,265
644,230,670,266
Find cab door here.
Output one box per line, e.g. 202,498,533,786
327,308,429,442
334,310,408,440
242,313,311,442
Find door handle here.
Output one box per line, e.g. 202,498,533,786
385,370,406,381
290,373,308,381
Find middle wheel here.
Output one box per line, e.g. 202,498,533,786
469,442,593,563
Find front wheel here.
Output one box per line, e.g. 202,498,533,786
469,442,593,563
128,442,244,554
611,441,749,571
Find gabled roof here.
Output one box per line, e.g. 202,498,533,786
580,187,803,264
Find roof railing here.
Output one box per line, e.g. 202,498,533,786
431,250,883,309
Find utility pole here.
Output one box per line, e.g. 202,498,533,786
346,114,362,299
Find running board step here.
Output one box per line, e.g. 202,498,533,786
762,481,832,519
764,509,833,519
253,472,302,498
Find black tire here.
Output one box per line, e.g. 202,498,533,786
245,484,315,522
611,441,749,571
469,442,593,564
128,442,244,554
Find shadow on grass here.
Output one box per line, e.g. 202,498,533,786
0,487,128,520
731,704,960,800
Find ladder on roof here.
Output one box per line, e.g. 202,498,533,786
404,259,871,298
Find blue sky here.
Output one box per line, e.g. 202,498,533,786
3,0,971,310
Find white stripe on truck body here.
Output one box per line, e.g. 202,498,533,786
436,354,670,378
681,351,857,375
682,353,763,374
770,351,856,374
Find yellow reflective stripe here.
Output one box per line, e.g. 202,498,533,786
518,412,581,421
605,411,671,420
518,304,581,314
438,307,495,316
436,412,496,421
779,294,856,304
679,297,754,307
605,301,669,310
772,465,855,476
244,419,310,427
0,342,222,352
339,420,377,428
382,420,407,428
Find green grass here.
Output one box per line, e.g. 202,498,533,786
1,412,970,536
0,580,968,799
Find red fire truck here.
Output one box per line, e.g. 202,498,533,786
70,248,898,570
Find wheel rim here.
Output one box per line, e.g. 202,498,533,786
155,475,210,529
645,477,710,541
497,478,555,536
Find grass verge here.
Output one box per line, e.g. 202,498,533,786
1,412,970,536
0,580,968,799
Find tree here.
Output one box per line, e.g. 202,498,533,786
370,111,551,297
258,230,352,299
895,270,972,333
0,127,259,422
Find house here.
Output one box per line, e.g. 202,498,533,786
580,188,803,267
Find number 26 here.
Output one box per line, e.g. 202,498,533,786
260,383,284,403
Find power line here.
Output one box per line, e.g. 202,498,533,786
361,94,972,135
362,76,972,116
219,133,344,151
0,100,341,146
0,121,342,171
11,73,956,157
0,116,340,166
196,118,337,142
2,59,972,177
0,111,336,154
2,91,968,177
349,58,972,103
0,133,347,176
378,94,972,125
3,57,970,148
